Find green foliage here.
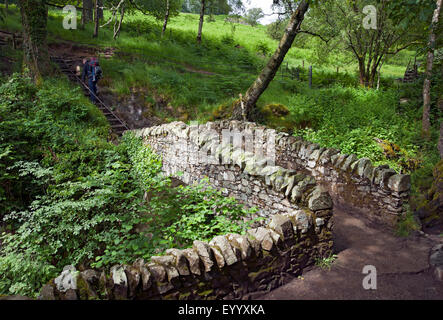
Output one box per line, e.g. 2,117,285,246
244,7,264,27
395,206,421,237
291,85,429,173
123,19,156,37
315,253,337,270
266,19,286,41
0,75,254,297
255,40,271,56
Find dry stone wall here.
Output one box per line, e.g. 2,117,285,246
136,120,410,227
136,121,334,221
38,120,335,300
274,132,410,227
39,213,333,300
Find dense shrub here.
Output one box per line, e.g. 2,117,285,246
266,19,286,41
289,85,435,173
0,75,255,297
255,41,271,56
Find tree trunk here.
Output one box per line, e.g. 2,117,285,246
197,0,205,43
161,0,170,37
93,0,99,38
358,59,370,87
113,5,124,39
422,0,442,138
231,1,309,120
439,63,443,113
18,0,52,84
439,121,443,159
98,0,103,20
5,0,8,11
82,0,93,26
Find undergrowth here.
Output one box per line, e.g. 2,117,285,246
0,75,255,297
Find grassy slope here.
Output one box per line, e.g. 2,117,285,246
0,6,411,120
1,6,439,177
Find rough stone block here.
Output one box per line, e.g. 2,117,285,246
209,235,238,266
387,174,411,192
54,265,78,293
268,215,294,240
226,234,253,260
307,186,333,211
182,248,202,276
193,240,214,272
165,249,191,276
133,259,152,291
147,263,166,283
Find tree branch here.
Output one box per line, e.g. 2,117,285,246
299,30,331,43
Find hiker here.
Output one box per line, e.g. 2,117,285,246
81,57,103,103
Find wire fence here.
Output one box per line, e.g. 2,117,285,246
112,44,349,93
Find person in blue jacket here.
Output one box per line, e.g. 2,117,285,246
81,57,102,103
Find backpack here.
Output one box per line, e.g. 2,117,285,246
88,58,102,82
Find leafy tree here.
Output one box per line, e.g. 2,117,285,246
422,0,442,138
18,0,52,82
299,0,436,87
140,0,182,36
266,18,287,40
181,0,239,15
244,7,264,27
193,0,242,42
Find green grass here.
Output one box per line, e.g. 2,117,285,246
0,5,412,122
395,207,421,237
315,253,338,270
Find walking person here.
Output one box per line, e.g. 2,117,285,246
81,57,102,103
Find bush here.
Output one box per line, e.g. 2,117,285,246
255,41,271,56
221,34,235,46
290,85,427,173
123,19,156,38
0,75,256,297
266,19,286,40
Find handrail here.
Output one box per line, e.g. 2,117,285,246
52,56,130,132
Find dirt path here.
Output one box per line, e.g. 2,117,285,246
259,204,443,300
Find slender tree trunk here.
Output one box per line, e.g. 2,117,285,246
82,0,93,26
232,1,309,120
422,0,442,138
376,60,384,90
161,0,170,37
98,0,103,20
197,0,205,43
358,59,369,87
18,0,52,84
113,5,124,39
5,0,8,11
439,121,443,159
93,0,99,38
438,61,443,113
